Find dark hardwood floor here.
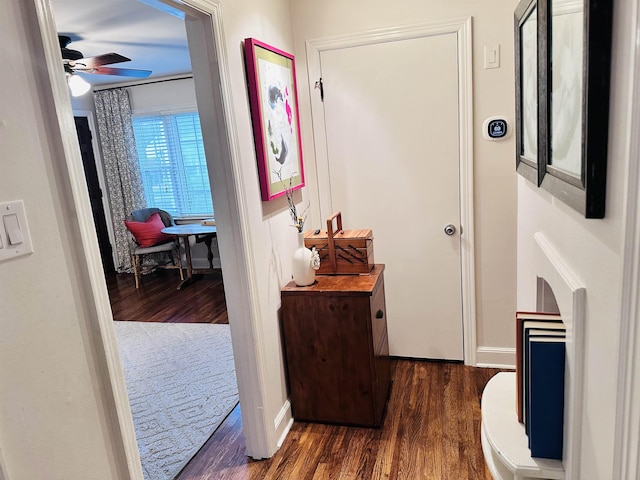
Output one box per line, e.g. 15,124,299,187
177,360,501,480
107,270,228,323
107,271,502,480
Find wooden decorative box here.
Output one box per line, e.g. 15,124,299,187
304,211,374,275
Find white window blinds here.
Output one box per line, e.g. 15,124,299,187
132,112,213,217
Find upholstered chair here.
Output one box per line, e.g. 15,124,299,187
125,208,184,288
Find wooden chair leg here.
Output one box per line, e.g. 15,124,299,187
132,253,141,289
170,248,184,281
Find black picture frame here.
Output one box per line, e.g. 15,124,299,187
514,0,614,218
515,0,544,186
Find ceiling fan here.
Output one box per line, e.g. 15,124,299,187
59,35,152,79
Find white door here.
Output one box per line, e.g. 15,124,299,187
312,30,466,360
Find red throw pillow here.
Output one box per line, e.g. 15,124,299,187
124,212,174,248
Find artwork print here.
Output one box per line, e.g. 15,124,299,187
244,38,305,201
550,0,583,177
521,7,538,161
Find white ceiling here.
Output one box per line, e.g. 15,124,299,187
51,0,192,86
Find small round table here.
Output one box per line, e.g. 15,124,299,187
161,224,218,290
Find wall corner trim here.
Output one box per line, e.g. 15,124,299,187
613,1,640,475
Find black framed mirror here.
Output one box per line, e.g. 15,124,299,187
514,0,613,218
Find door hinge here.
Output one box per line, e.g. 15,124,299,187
314,77,324,102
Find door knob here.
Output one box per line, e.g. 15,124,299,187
444,224,456,236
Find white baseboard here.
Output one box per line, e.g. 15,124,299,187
274,400,293,449
475,346,516,369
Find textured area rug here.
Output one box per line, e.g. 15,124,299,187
114,322,238,480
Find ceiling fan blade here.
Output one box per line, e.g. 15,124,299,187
84,66,152,78
79,52,131,68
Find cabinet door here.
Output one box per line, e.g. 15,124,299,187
282,294,375,425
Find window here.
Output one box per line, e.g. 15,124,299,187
132,112,213,217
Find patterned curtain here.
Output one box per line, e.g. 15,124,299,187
94,88,146,273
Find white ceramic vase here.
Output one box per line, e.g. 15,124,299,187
292,232,315,286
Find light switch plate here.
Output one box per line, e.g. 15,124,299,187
0,200,33,262
484,45,501,69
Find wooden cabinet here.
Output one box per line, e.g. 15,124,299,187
280,265,391,427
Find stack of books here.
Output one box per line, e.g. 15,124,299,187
515,311,566,460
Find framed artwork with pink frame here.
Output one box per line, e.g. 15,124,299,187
244,38,305,201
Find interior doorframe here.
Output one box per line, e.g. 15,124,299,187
306,18,477,365
33,0,274,477
613,0,640,474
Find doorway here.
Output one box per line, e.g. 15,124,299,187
307,20,476,361
35,0,273,476
62,10,238,478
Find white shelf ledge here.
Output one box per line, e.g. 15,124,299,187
481,372,564,480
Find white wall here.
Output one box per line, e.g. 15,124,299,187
127,77,197,113
0,1,129,478
70,91,95,111
0,0,300,477
517,0,633,477
206,0,306,449
292,0,519,366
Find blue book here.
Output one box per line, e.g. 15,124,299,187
523,328,565,437
527,337,565,460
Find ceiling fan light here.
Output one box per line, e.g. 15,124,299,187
68,74,91,97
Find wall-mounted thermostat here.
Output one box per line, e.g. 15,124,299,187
483,117,510,141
